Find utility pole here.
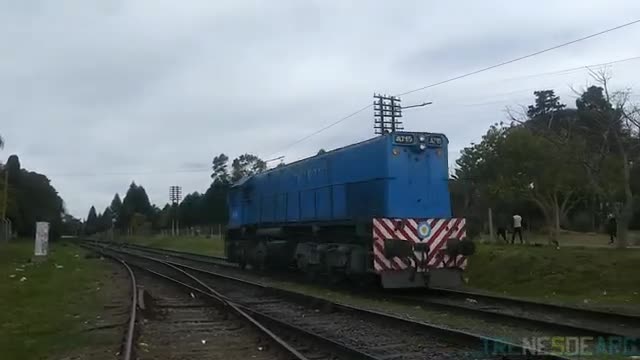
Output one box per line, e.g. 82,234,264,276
488,208,495,243
1,168,8,220
373,93,403,135
169,185,182,237
1,167,9,243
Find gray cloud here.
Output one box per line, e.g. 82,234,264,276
2,0,639,218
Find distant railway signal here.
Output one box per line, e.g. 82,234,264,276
169,186,182,236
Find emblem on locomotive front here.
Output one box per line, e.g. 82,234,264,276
417,221,431,239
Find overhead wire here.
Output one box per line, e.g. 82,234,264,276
264,103,373,158
48,52,640,179
49,168,212,177
48,53,640,179
47,21,640,178
265,19,640,157
395,19,640,96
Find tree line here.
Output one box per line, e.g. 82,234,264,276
0,154,69,239
452,71,640,247
84,153,269,235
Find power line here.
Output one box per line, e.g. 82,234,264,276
267,19,640,156
265,103,373,158
396,19,640,96
50,53,640,179
499,55,640,82
49,168,212,177
433,55,640,108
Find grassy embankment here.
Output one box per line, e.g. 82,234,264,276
493,229,640,247
126,233,640,309
466,243,640,309
0,240,123,360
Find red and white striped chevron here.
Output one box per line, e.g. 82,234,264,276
372,218,467,273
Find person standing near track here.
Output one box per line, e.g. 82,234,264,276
607,213,617,245
496,213,508,243
512,213,523,244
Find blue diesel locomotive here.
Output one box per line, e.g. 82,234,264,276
225,131,474,288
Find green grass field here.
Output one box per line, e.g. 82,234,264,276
466,243,640,310
485,229,640,247
0,240,122,360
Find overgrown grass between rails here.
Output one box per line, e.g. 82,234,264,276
0,240,122,360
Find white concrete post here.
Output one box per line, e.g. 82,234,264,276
34,222,49,257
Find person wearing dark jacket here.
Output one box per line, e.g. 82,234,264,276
607,214,617,245
495,214,508,243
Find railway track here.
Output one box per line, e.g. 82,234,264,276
108,257,138,360
84,241,568,359
393,288,640,339
88,240,640,340
93,246,379,360
131,270,307,360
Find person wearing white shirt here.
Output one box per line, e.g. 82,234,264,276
512,214,523,244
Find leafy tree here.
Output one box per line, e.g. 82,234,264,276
179,192,204,228
86,206,98,235
490,128,584,243
568,72,640,247
4,155,64,238
459,90,589,244
491,78,640,246
110,193,122,227
211,154,230,185
99,206,114,232
153,204,172,230
61,214,83,236
202,181,229,225
527,90,566,119
6,155,20,185
120,182,153,230
129,213,147,234
317,149,327,155
231,154,266,182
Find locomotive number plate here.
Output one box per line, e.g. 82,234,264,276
393,135,414,144
426,136,443,147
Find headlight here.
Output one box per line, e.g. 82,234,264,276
419,135,426,142
419,143,426,150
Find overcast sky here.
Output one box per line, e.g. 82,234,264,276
2,1,640,218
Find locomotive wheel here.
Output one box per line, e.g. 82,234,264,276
326,269,345,286
253,250,267,272
303,265,320,283
296,255,317,282
238,249,247,270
